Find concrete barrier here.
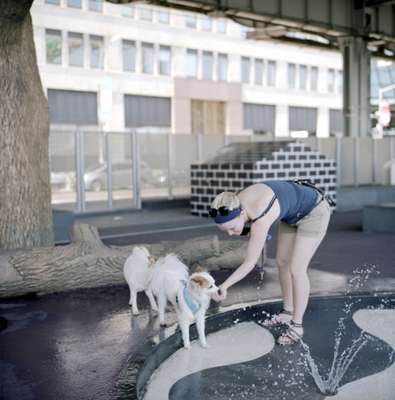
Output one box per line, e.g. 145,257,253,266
337,185,395,211
363,203,395,233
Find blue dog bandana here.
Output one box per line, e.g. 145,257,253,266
183,285,200,314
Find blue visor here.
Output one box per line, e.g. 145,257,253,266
213,208,241,224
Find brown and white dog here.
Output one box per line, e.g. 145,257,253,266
149,254,218,349
123,246,158,315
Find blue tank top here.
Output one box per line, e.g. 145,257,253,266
264,180,318,225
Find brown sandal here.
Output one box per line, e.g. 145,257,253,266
277,320,304,345
262,309,293,327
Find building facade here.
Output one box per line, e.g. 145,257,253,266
32,0,344,138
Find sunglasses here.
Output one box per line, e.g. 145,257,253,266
208,206,238,218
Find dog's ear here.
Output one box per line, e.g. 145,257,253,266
193,263,207,273
190,275,209,288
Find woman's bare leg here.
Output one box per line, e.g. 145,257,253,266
288,232,326,324
276,224,297,312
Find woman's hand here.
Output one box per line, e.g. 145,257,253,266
212,285,227,302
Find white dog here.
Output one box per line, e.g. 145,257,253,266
150,254,218,349
123,246,158,315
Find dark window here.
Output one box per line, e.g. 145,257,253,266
289,106,317,134
243,103,275,133
48,89,98,125
124,95,171,127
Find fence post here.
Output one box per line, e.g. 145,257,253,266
372,138,377,184
354,137,359,187
167,132,173,200
132,131,141,209
75,128,86,212
336,137,341,187
196,134,203,163
105,132,113,210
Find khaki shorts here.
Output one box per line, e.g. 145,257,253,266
278,198,332,237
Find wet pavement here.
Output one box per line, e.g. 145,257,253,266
1,209,395,400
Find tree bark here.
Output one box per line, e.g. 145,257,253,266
0,0,53,250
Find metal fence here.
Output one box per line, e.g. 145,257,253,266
49,129,395,213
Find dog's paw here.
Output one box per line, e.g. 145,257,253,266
183,344,191,350
200,342,209,349
132,310,140,316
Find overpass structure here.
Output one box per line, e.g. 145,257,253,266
108,0,395,137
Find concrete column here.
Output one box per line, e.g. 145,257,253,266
172,46,185,78
339,36,370,137
228,53,240,83
226,101,243,135
108,35,122,72
111,91,124,131
276,60,288,91
34,26,45,65
275,104,289,137
317,107,330,138
172,97,191,134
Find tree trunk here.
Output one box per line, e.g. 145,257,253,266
0,0,53,250
0,224,225,298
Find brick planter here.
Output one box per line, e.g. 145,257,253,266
191,141,337,216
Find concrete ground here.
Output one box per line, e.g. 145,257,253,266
0,208,394,400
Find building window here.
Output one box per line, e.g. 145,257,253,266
46,29,62,65
158,10,170,24
142,42,154,74
289,106,317,135
241,57,251,84
122,40,136,72
186,14,197,28
267,60,276,87
328,68,335,92
68,32,83,67
254,59,264,85
139,7,153,21
90,35,104,69
67,0,81,8
244,103,276,134
159,45,171,75
299,65,308,90
201,15,212,31
216,19,227,34
121,4,134,18
202,51,214,80
310,66,318,91
124,95,171,128
187,49,198,78
218,53,228,81
48,89,98,125
288,63,296,89
88,0,102,12
45,0,60,5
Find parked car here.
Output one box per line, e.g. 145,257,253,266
50,171,75,191
83,160,166,192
